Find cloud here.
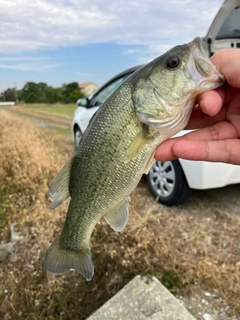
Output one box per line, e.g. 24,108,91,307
0,61,62,72
124,48,144,55
0,0,222,54
0,56,51,61
0,53,63,72
123,43,175,65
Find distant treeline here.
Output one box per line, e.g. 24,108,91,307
0,81,84,104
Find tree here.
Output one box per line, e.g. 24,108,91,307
43,86,63,104
5,81,84,104
20,82,39,103
1,88,16,101
61,82,84,104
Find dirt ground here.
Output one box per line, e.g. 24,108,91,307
1,109,240,320
132,180,240,320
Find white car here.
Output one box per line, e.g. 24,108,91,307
72,0,240,206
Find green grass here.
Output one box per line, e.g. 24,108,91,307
48,126,72,137
149,267,181,294
29,105,77,117
13,103,75,137
18,103,78,118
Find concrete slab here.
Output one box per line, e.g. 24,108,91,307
88,275,195,320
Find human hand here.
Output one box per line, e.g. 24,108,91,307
155,49,240,165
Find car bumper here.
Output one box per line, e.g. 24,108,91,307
179,159,240,189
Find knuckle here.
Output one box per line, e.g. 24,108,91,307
208,125,220,140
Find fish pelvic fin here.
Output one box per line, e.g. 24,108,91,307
44,236,94,281
49,157,74,210
104,197,130,232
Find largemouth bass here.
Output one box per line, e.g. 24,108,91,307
45,37,224,281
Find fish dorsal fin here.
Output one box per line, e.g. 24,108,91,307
49,157,74,210
125,130,150,162
104,197,130,232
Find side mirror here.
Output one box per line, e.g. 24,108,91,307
77,98,89,107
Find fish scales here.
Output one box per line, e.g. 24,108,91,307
69,82,160,211
44,37,224,280
51,80,160,273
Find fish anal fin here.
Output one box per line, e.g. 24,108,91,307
49,157,74,210
44,236,94,281
104,197,130,232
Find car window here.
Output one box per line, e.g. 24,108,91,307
90,75,127,107
216,6,240,40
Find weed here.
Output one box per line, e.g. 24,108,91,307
149,267,181,293
1,110,240,319
160,267,180,293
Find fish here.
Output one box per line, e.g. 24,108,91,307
44,37,224,281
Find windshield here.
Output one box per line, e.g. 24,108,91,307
216,6,240,39
91,75,127,107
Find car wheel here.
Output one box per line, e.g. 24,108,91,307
146,159,191,206
74,126,82,149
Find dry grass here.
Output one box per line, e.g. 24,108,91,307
0,110,240,319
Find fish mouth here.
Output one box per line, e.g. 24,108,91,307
191,37,208,60
188,37,225,89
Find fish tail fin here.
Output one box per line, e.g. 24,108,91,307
44,236,94,281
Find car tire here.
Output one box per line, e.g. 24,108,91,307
146,159,191,206
74,126,82,149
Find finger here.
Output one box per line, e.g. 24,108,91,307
155,138,179,162
172,139,240,164
155,121,238,162
195,49,240,118
183,121,238,141
211,49,240,88
225,90,240,136
185,104,226,129
197,87,225,116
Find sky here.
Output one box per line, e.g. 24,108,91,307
0,0,224,93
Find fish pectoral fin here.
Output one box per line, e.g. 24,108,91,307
49,156,74,210
104,197,130,232
125,130,150,162
142,151,155,175
44,236,94,281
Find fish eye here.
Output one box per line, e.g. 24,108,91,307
166,56,181,69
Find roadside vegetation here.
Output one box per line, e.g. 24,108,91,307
11,103,77,119
7,103,76,137
1,110,240,319
25,103,77,117
0,81,84,104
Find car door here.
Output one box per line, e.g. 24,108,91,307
202,0,240,56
